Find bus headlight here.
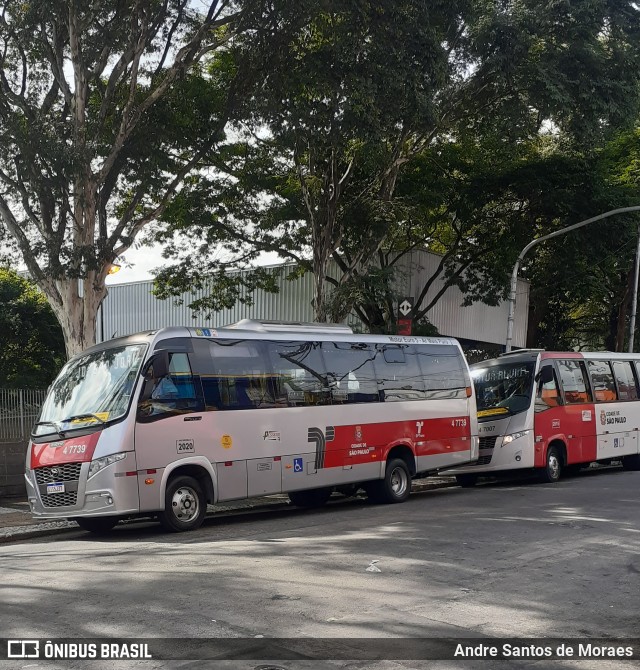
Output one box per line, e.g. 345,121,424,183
502,430,530,446
88,452,126,479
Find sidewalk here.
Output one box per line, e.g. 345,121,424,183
0,476,459,543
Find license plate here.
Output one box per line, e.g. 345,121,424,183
46,482,65,494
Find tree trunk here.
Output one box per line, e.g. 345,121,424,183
40,272,107,359
615,268,634,352
526,293,546,348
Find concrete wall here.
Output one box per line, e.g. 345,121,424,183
0,441,27,498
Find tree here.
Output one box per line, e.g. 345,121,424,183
152,0,640,328
0,268,65,387
0,0,299,356
522,128,640,351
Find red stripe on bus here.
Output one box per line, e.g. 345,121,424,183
30,432,100,469
322,416,472,468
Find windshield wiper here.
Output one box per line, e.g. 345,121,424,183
60,413,106,426
35,414,106,438
34,420,63,436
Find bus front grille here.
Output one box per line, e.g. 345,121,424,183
35,463,82,485
474,437,497,466
41,492,78,508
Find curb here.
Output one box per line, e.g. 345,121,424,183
0,478,458,544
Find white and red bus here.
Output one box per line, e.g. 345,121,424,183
451,349,640,487
25,320,478,533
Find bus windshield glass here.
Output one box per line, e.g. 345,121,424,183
34,344,147,437
471,361,536,419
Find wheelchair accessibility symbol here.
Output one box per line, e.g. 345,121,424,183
293,458,303,473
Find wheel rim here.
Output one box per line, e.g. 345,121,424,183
547,453,560,479
390,466,408,497
171,486,199,522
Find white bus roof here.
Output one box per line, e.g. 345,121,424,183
81,323,462,358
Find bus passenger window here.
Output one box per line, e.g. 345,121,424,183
557,360,592,404
321,342,378,404
414,345,469,399
587,360,618,402
265,341,331,407
612,361,639,400
202,340,277,410
373,345,427,401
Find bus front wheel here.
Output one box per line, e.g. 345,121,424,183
539,446,562,483
368,458,411,504
159,475,207,532
288,488,332,508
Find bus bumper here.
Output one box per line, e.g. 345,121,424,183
25,453,140,519
448,434,535,475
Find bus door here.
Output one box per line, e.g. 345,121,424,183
554,359,596,464
134,350,206,509
587,359,638,460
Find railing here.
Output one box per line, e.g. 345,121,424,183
0,388,46,442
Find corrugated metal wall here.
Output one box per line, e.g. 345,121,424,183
398,251,529,347
99,251,529,348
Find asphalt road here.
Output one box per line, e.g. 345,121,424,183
1,467,639,670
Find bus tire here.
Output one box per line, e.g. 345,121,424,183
368,458,411,504
288,488,332,508
539,446,562,483
456,474,478,488
73,517,119,534
622,454,640,471
158,475,207,532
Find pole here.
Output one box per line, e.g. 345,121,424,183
628,223,640,353
506,206,640,353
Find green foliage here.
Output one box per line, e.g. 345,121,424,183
154,0,640,336
523,129,640,351
0,0,303,353
0,268,65,388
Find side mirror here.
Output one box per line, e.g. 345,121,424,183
537,366,554,385
142,351,170,379
139,351,170,404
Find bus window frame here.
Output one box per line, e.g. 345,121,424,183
535,362,563,411
556,359,593,405
610,360,640,402
585,359,618,403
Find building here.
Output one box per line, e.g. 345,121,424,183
98,250,529,351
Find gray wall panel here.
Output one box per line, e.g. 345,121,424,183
100,252,529,348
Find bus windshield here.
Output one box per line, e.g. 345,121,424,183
34,344,147,437
471,361,536,419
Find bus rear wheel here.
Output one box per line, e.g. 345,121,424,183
456,474,478,488
622,454,640,471
73,517,119,534
539,446,562,483
368,458,411,504
158,475,207,532
288,488,332,508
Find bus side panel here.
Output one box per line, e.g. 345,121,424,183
595,402,639,460
533,403,597,467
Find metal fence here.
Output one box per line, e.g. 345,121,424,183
0,388,46,442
